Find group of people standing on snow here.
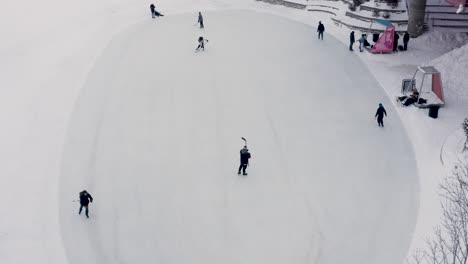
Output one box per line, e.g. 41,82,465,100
348,30,410,52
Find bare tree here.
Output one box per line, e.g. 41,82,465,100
462,118,468,152
408,161,468,264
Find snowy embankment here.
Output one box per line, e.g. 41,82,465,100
436,43,468,171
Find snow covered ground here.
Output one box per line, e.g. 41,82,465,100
0,0,467,264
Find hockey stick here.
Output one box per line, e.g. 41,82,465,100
241,137,247,147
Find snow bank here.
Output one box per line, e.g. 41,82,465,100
430,42,468,104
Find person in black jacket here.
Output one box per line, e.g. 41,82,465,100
238,146,251,175
393,32,399,52
349,31,355,51
403,32,410,51
79,190,93,218
150,4,155,18
375,103,387,127
317,21,325,40
198,12,204,28
195,36,209,51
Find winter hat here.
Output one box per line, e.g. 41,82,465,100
379,103,383,107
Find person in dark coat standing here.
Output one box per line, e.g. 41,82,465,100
79,190,93,218
150,4,156,18
375,103,387,127
349,31,355,51
393,32,399,52
238,146,251,175
403,32,410,51
317,21,325,40
198,12,204,28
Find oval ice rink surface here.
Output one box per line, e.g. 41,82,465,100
60,10,418,264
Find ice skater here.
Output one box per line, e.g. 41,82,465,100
197,12,204,28
238,146,251,175
195,36,209,51
317,21,325,40
78,190,93,218
150,4,155,18
375,103,387,127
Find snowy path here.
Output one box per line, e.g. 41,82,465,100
59,11,418,264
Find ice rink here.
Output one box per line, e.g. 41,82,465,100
59,10,418,264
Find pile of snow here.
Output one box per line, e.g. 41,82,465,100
430,42,468,104
412,29,468,52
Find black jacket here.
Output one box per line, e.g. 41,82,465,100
150,4,155,10
79,191,93,205
317,24,325,32
350,32,355,43
403,33,410,43
240,149,251,164
375,106,387,118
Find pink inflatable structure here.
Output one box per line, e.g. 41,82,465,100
370,19,395,54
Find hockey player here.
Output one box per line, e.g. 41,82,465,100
375,103,387,127
150,4,155,18
78,190,93,218
195,36,209,51
317,21,325,40
238,146,251,175
198,12,204,28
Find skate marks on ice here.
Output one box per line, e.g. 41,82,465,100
60,10,418,264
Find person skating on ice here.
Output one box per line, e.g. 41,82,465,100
195,36,209,51
317,21,325,40
198,12,204,28
238,146,251,175
375,103,387,127
78,190,93,218
150,3,155,18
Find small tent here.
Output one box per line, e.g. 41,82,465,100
370,19,395,54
